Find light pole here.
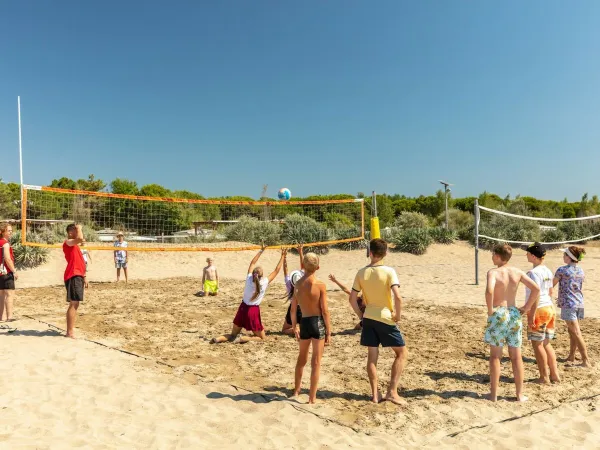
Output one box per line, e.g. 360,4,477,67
438,180,453,229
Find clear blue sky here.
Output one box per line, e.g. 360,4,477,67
1,1,599,200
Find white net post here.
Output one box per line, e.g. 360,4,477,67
474,199,479,285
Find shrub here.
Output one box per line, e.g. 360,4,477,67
224,216,282,246
393,212,430,230
9,231,49,269
324,212,354,228
429,227,457,244
437,209,473,231
388,228,432,255
540,228,566,249
557,222,592,243
476,207,540,249
332,226,367,251
282,214,333,255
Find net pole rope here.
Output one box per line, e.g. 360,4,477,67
478,205,600,222
475,199,479,285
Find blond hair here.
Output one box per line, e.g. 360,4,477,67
0,222,11,237
251,267,264,301
303,252,319,272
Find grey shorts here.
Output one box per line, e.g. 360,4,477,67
115,262,128,269
561,307,584,321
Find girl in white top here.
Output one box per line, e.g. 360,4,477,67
211,246,286,344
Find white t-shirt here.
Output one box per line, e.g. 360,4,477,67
242,274,269,306
526,265,554,308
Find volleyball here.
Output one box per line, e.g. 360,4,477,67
278,188,291,200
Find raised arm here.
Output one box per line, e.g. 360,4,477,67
268,248,287,283
320,282,331,345
283,253,289,277
485,270,496,316
519,271,540,314
66,224,85,247
247,245,265,274
329,274,352,296
298,245,304,270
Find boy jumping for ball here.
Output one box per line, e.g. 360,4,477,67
484,244,539,402
202,257,219,296
290,252,331,404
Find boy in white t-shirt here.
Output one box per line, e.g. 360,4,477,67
526,242,560,384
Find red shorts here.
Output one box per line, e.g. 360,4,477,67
233,302,264,332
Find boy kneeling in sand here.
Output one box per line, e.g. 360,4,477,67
484,244,539,402
290,252,331,404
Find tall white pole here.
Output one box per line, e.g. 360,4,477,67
18,96,23,187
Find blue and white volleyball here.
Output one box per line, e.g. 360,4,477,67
278,188,292,200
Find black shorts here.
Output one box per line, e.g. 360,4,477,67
300,316,326,340
360,318,405,348
0,273,15,290
285,304,303,326
65,276,85,302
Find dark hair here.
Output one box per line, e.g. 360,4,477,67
370,238,388,258
567,246,586,262
66,223,77,234
493,243,512,262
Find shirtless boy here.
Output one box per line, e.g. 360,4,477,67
202,257,219,296
290,252,331,404
484,244,540,402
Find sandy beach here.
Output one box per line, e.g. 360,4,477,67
3,242,599,448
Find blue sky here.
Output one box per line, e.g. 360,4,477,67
1,1,599,200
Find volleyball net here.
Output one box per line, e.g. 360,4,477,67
473,200,600,283
21,185,365,252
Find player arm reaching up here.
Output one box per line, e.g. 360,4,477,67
247,245,266,274
66,224,85,247
268,248,287,283
328,274,352,295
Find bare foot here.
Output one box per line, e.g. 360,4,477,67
308,398,318,404
550,376,561,383
534,378,550,385
371,391,383,404
485,393,498,402
384,394,407,406
516,395,528,403
580,360,593,368
289,390,301,398
65,334,76,339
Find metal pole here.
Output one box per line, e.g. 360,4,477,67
445,186,449,229
475,199,480,285
372,191,377,217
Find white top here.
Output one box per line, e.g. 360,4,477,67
526,265,554,309
242,274,269,306
81,249,89,265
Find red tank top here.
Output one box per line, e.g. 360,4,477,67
63,241,86,281
0,238,14,273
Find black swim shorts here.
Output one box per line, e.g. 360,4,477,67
285,304,303,326
0,273,15,290
65,276,85,302
360,318,405,348
300,316,326,340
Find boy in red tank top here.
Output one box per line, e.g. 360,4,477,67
63,224,86,338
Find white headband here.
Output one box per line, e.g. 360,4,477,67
564,248,579,262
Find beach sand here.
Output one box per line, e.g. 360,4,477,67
4,242,600,448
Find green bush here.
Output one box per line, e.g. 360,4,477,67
388,228,432,255
324,212,354,228
224,216,282,246
282,214,332,255
332,226,367,251
429,227,457,244
540,228,566,249
9,231,49,269
557,222,592,243
393,212,430,229
437,209,473,231
477,207,540,249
